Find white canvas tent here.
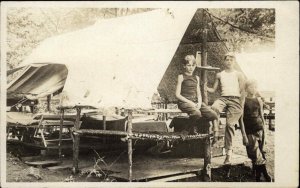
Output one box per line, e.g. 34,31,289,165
8,8,197,109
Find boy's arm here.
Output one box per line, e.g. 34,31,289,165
196,76,202,107
258,97,267,145
207,73,220,93
239,114,249,146
258,97,266,126
175,75,196,105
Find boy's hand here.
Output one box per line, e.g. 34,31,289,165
195,103,202,109
204,82,208,92
242,135,249,146
187,100,196,107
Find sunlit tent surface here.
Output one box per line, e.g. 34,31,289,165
8,9,198,108
8,8,230,108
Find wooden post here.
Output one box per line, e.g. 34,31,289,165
203,130,212,181
59,109,64,160
103,115,106,144
127,109,133,182
201,9,208,105
201,9,211,181
164,99,168,121
72,107,81,174
46,95,52,112
103,115,107,130
268,97,273,129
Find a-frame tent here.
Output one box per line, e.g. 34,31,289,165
6,8,252,182
7,8,229,109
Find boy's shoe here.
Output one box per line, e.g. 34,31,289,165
189,126,199,135
179,130,189,141
212,137,218,147
260,164,273,182
223,154,232,165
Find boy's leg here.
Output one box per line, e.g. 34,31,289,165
200,103,218,121
224,125,235,164
224,98,243,164
211,99,226,145
247,131,271,181
261,128,266,155
178,102,202,136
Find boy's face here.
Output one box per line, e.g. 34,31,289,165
184,61,196,74
246,84,257,95
223,56,235,69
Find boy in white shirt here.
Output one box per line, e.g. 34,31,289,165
207,52,246,165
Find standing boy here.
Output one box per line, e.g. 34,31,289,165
239,79,272,182
207,52,246,164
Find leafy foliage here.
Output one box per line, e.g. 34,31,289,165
207,8,275,52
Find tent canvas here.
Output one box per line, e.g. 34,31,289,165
8,8,229,108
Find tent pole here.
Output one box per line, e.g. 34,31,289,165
201,10,208,105
47,94,52,112
72,107,81,174
127,109,133,182
201,9,211,181
59,109,64,160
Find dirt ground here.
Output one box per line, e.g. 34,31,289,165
6,128,274,183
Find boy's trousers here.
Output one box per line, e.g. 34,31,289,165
246,130,266,165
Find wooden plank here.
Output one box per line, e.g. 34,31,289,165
46,138,73,142
48,163,90,171
149,173,197,182
77,129,211,141
102,154,250,181
77,129,128,136
111,157,204,181
21,156,43,162
211,154,251,169
25,160,61,167
47,164,72,170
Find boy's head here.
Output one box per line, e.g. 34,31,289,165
245,79,258,95
223,52,236,69
183,55,196,74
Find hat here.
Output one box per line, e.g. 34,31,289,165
224,52,236,58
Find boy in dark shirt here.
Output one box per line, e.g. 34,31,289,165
239,79,272,182
175,55,218,135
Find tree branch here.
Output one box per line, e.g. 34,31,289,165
205,9,275,41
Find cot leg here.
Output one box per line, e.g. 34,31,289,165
203,135,212,181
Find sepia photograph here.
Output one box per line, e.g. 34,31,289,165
0,1,299,188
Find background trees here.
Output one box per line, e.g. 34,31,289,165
207,8,275,52
6,8,154,70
